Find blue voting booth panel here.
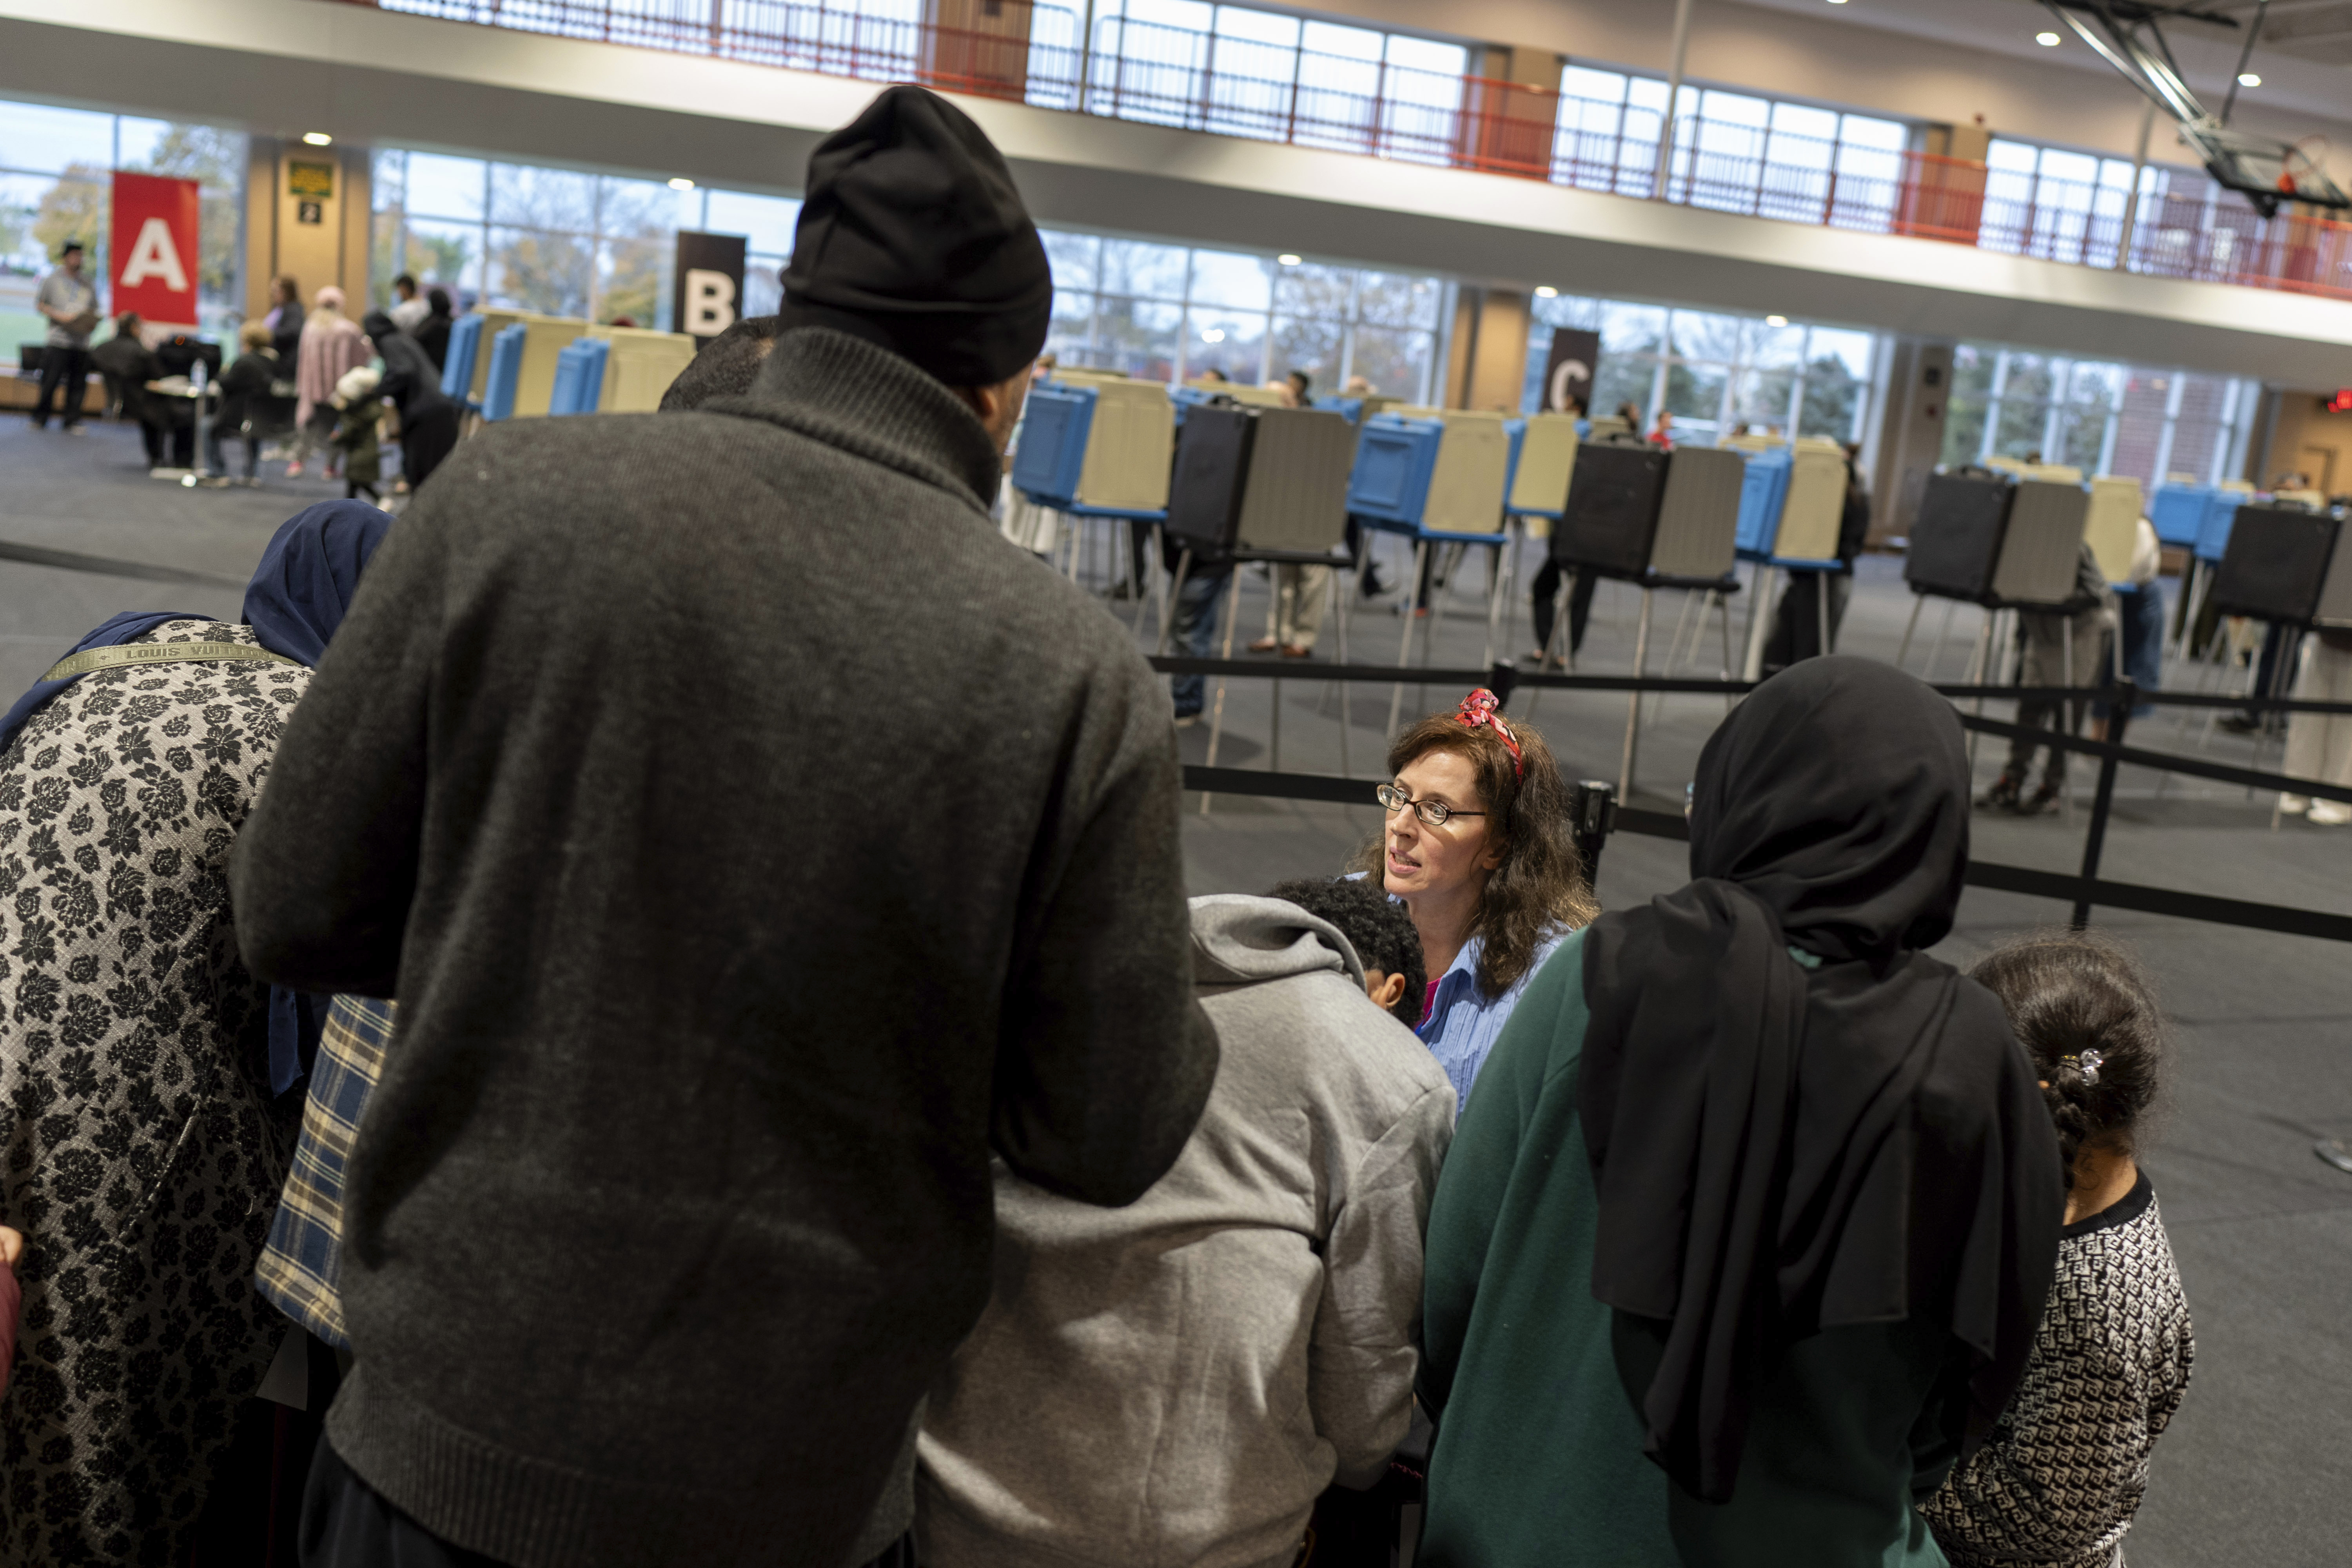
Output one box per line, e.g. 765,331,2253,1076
1735,447,1792,559
548,339,609,416
1501,418,1528,509
1323,396,1365,425
481,324,527,422
2149,483,2211,549
1346,413,1443,525
441,314,483,403
2197,498,2244,563
1010,383,1095,506
1170,385,1220,427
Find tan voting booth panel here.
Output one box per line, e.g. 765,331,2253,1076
1183,379,1286,408
595,328,700,413
512,317,589,419
2023,463,2085,484
2084,476,2144,584
1409,410,1510,536
1508,414,1580,516
1777,438,1848,561
1235,408,1356,555
1075,378,1174,512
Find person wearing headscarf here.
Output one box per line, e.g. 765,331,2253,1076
1416,657,2064,1568
362,308,461,491
0,501,394,1565
414,286,454,374
230,85,1215,1568
292,285,371,479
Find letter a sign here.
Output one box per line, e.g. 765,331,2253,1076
111,171,201,328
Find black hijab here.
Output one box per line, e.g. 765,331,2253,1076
1578,656,2062,1504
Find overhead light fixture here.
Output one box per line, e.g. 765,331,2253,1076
1826,0,1847,5
301,131,333,146
1277,253,1301,266
1765,314,1789,327
2238,72,2261,87
668,176,696,191
1202,327,1226,343
1534,285,1558,298
2035,30,2060,45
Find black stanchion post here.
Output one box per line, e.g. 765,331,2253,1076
1569,779,1617,884
1487,657,1519,708
2071,679,2136,931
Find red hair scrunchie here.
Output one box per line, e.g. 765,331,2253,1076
1456,687,1523,777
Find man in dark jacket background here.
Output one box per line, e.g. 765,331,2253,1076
232,85,1218,1568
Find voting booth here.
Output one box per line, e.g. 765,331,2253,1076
1896,468,2092,695
1729,438,1847,678
481,324,526,422
440,314,485,407
1012,374,1174,515
548,338,609,416
2083,475,2145,586
1503,413,1581,521
2209,506,2341,625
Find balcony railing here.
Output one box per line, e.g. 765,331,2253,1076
344,0,2352,304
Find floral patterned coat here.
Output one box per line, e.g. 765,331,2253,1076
0,618,308,1565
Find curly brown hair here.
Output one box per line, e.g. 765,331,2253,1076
1349,700,1598,1000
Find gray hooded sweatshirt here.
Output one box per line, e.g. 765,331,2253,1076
918,894,1455,1568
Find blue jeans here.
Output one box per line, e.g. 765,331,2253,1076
1169,559,1232,717
2094,584,2167,719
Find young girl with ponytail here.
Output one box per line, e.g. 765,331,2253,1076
1924,933,2196,1568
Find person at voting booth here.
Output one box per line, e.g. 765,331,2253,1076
227,84,1217,1568
0,501,393,1565
1416,658,2063,1568
1982,545,2108,815
2281,629,2352,826
916,893,1452,1568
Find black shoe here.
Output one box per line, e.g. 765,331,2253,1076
2219,713,2262,735
1975,771,2024,812
2021,778,2062,816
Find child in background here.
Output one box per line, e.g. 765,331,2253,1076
1269,876,1427,1026
1923,933,2194,1568
329,365,383,503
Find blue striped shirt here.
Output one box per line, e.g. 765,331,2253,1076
1419,927,1573,1113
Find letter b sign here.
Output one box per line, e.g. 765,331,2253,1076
672,232,747,346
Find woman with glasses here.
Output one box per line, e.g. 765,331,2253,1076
1354,689,1596,1111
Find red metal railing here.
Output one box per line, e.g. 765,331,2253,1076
345,0,2352,303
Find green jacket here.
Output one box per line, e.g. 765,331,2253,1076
1417,928,1960,1568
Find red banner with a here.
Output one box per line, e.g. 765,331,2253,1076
110,171,201,327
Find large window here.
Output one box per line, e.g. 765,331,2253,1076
1940,343,2259,487
1042,232,1445,400
372,148,802,325
0,98,245,359
1524,292,1880,448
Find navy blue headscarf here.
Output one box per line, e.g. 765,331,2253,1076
0,500,395,1097
246,502,396,1093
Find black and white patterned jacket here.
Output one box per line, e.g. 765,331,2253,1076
1922,1172,2194,1568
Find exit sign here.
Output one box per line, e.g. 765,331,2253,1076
2328,389,2352,413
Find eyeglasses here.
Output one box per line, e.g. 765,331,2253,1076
1377,783,1488,828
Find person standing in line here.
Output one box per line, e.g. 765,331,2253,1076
1923,933,2193,1568
362,308,461,491
0,501,394,1566
1980,544,2107,815
1526,393,1593,670
1352,690,1597,1111
1416,657,2063,1568
386,272,430,334
291,286,370,480
31,239,98,432
2090,514,2165,744
265,274,307,362
918,892,1452,1568
230,84,1217,1568
413,286,455,374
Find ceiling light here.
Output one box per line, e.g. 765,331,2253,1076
1277,254,1301,266
2238,72,2261,87
2035,30,2060,45
1201,328,1226,343
1765,314,1788,327
301,131,333,146
668,176,696,191
1826,0,1847,5
1534,285,1558,298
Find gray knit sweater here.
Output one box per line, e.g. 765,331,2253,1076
229,328,1219,1568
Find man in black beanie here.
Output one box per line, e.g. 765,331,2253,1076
232,85,1216,1568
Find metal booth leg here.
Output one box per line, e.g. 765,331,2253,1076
1964,603,1996,774
1619,586,1655,801
1202,566,1247,814
1387,539,1429,741
1740,561,1777,681
1926,599,1958,681
1817,570,1833,660
1132,523,1165,640
1896,595,1925,672
2060,613,2077,825
1717,588,1737,713
1156,548,1193,657
1330,560,1352,780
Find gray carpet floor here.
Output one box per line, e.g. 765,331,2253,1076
6,411,2347,1563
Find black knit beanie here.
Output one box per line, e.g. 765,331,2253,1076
779,85,1052,387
